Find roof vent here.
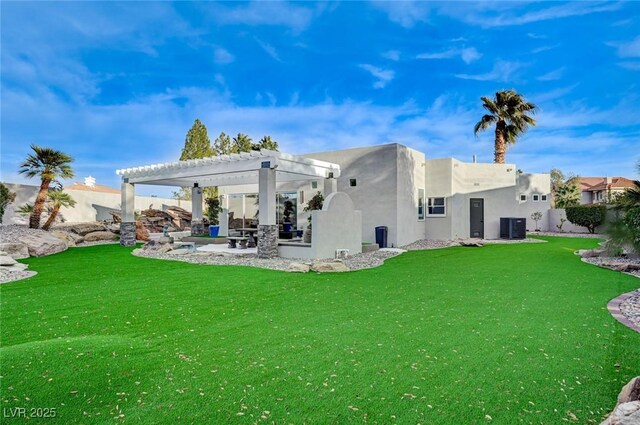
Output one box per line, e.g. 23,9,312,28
84,176,96,187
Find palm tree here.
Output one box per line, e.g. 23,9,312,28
474,90,537,164
41,191,76,230
232,133,253,153
18,145,74,228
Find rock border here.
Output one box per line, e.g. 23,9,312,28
607,290,640,334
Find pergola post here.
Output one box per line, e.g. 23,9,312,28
218,195,229,237
323,177,337,198
120,180,136,246
191,184,205,236
258,166,277,258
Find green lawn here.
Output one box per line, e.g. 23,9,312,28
1,237,638,424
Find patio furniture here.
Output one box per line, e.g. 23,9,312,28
227,236,249,249
237,228,258,248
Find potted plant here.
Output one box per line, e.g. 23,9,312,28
282,199,294,232
205,197,222,237
303,191,324,243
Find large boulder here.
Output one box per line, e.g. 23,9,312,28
84,231,118,242
55,222,107,236
50,230,83,247
0,243,30,259
19,233,67,257
459,238,484,247
0,255,17,266
600,376,640,425
136,221,150,241
288,262,310,273
311,261,349,273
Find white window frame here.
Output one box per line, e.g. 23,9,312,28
520,194,527,202
532,194,540,202
418,189,425,221
541,194,548,202
427,197,446,217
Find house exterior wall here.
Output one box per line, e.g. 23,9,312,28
1,183,191,225
516,173,551,231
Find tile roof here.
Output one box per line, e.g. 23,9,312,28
580,177,637,192
64,182,120,194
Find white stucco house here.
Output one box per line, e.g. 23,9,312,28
216,143,551,248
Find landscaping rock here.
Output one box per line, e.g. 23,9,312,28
136,221,150,241
50,230,83,247
459,238,484,247
158,236,174,244
19,233,67,257
600,377,640,425
581,249,605,259
83,231,118,242
288,262,310,273
106,224,121,234
55,222,107,236
0,243,30,259
1,263,28,272
168,249,190,255
311,261,349,272
0,255,17,266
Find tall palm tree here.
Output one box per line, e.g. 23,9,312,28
18,145,74,229
41,191,76,230
232,133,253,153
474,90,537,164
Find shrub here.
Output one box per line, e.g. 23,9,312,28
0,183,16,223
565,205,606,234
205,197,221,225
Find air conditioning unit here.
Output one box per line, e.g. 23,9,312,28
500,217,526,239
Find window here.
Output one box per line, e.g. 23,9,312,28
311,181,318,189
427,197,446,216
520,194,527,202
532,194,540,202
418,189,425,220
541,194,548,202
349,179,357,187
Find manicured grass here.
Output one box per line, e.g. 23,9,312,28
1,237,638,424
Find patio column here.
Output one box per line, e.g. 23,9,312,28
258,166,277,258
218,195,229,237
323,177,337,198
120,179,136,247
191,183,205,236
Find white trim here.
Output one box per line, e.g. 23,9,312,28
427,197,446,217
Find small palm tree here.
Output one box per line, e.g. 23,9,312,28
41,191,76,230
18,145,74,228
474,90,537,164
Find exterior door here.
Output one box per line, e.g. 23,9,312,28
470,198,484,238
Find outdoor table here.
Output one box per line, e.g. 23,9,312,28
237,228,258,248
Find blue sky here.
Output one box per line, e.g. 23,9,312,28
1,1,639,196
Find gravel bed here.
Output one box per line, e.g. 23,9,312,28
0,270,37,284
0,224,49,243
529,231,603,238
583,256,640,278
619,290,640,329
482,238,546,244
401,239,457,250
76,240,120,247
133,246,403,272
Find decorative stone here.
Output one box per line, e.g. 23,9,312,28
0,243,29,259
619,377,640,404
84,231,118,242
600,401,640,425
191,220,205,236
0,255,17,266
19,233,67,257
257,225,278,259
311,261,349,272
136,221,150,241
459,238,484,247
1,263,28,272
288,262,310,273
158,236,174,244
106,224,121,234
54,222,107,236
50,230,83,247
120,222,136,247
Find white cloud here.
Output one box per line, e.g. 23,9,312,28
455,60,524,82
210,1,316,34
255,38,281,62
608,36,640,58
536,67,565,81
359,64,395,89
382,50,401,61
371,1,431,28
531,44,560,54
213,47,235,64
417,47,481,64
618,61,640,71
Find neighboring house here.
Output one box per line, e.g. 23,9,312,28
218,143,551,246
1,177,190,224
579,176,637,204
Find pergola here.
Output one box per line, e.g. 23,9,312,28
116,150,341,258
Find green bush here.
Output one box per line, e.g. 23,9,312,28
565,205,606,234
205,197,221,225
0,183,16,223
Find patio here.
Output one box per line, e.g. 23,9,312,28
116,150,341,258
